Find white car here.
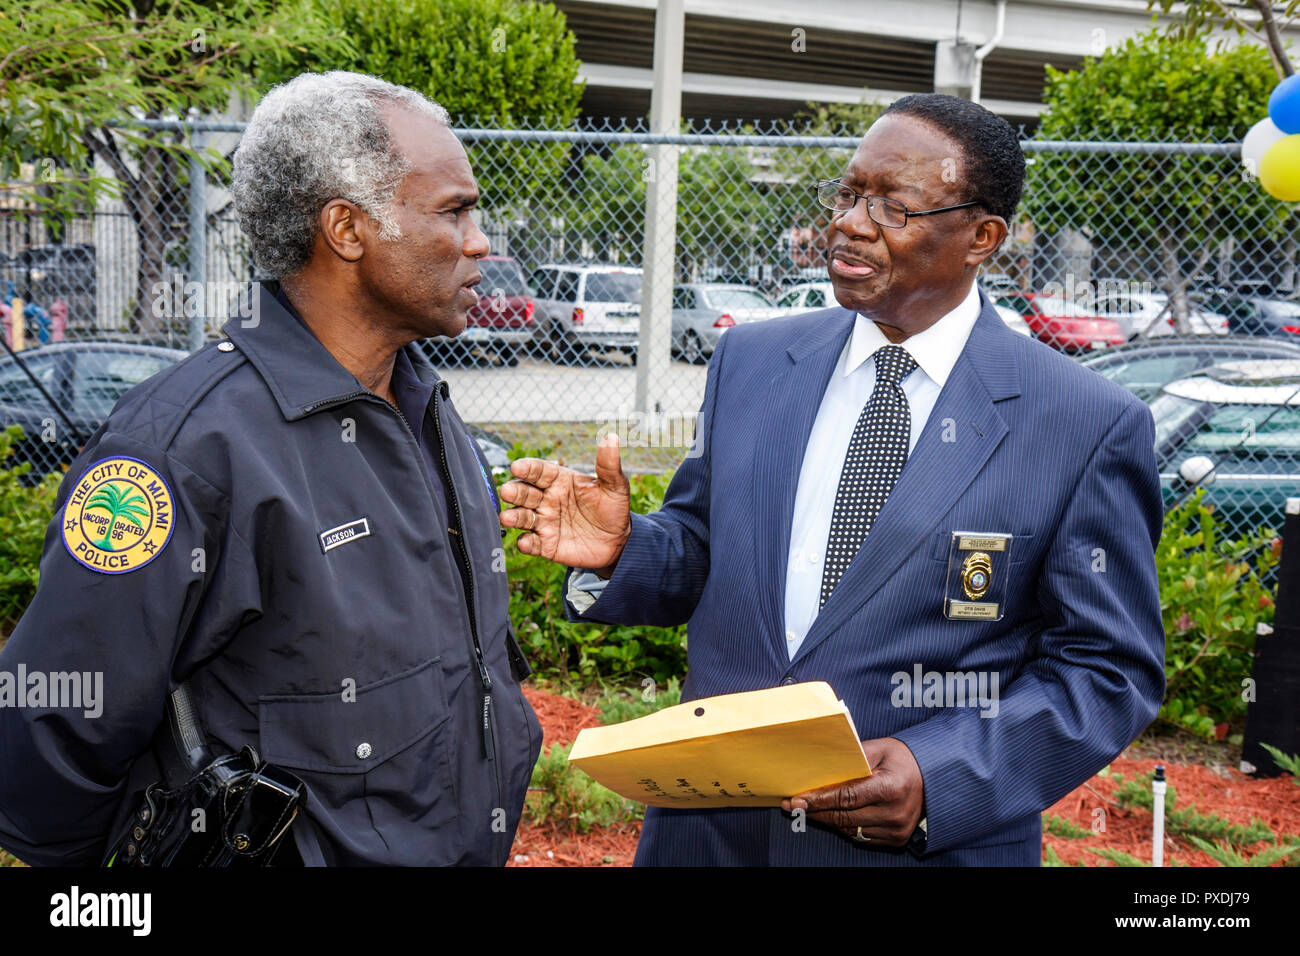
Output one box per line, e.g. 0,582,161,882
1095,291,1229,339
994,304,1033,337
774,281,838,314
528,263,643,362
779,280,1033,340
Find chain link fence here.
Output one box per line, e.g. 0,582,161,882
2,117,1299,550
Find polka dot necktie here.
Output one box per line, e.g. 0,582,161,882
819,344,917,608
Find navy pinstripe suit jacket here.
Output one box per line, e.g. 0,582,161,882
571,292,1166,866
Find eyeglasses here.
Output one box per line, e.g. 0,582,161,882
814,179,982,229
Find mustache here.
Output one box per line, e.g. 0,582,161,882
826,245,884,271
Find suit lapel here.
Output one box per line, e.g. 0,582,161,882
790,300,1020,663
751,309,856,661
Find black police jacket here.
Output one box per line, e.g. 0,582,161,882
0,282,542,866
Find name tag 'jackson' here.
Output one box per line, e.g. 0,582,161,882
319,517,371,553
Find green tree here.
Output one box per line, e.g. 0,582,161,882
550,140,796,283
1147,0,1296,78
770,96,889,282
1027,28,1289,330
1,0,349,332
269,0,585,238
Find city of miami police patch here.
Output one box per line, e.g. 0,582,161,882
61,456,175,574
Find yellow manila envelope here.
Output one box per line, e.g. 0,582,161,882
567,681,871,808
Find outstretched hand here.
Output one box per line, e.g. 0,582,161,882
499,433,632,576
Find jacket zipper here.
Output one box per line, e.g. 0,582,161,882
303,387,504,789
429,383,508,863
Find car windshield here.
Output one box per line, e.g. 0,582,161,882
74,351,177,419
704,288,772,310
584,272,641,303
477,260,529,296
1034,296,1093,318
1150,392,1207,450
1094,354,1204,402
1185,403,1300,454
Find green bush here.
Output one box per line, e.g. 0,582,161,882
526,742,641,832
499,444,687,689
1158,490,1278,738
1043,814,1090,840
0,426,60,634
596,676,682,725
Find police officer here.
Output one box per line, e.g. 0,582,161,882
0,71,542,866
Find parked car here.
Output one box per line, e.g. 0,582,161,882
978,272,1019,294
992,292,1125,353
1093,290,1229,339
992,304,1033,337
775,281,837,313
1192,291,1300,340
0,342,187,478
1080,337,1300,403
776,279,1032,338
0,341,511,479
671,284,783,364
423,254,534,366
528,263,643,363
1153,359,1300,534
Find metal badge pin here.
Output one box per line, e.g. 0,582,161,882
961,551,993,600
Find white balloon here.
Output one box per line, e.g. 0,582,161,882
1243,117,1288,171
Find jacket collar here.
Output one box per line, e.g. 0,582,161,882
223,280,443,421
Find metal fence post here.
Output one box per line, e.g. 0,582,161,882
187,124,207,353
635,0,683,419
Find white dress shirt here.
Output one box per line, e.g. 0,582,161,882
781,282,981,659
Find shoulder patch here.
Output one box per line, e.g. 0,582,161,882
61,457,175,574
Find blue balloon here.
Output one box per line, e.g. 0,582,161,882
1270,75,1300,135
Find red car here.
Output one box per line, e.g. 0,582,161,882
994,292,1125,353
429,254,535,366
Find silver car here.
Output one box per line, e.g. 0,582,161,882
774,281,837,314
1095,290,1228,339
671,284,784,363
527,264,644,363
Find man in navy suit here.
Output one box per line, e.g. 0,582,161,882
499,94,1165,866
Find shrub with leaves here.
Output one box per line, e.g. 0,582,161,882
1044,814,1091,840
499,445,687,689
526,743,641,833
1158,489,1277,738
1260,743,1300,783
597,677,682,725
1111,770,1274,848
0,426,60,635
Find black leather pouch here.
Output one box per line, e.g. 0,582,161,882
105,745,305,867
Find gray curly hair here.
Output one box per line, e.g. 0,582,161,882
231,71,452,279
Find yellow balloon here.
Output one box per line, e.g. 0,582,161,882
1259,134,1300,201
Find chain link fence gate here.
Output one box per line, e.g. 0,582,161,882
2,117,1299,555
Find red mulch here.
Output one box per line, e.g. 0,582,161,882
507,686,640,866
510,687,1300,867
1043,756,1300,866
